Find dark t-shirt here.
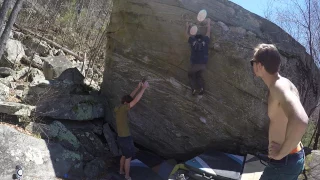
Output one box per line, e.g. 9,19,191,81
188,36,210,64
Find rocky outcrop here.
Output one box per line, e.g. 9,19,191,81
0,102,35,116
0,39,25,67
34,95,104,120
0,124,82,179
42,55,73,80
299,150,320,180
102,0,320,158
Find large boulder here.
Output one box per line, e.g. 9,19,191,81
34,95,104,120
0,102,35,116
0,124,82,179
26,121,81,151
101,0,320,158
0,39,25,67
42,55,73,80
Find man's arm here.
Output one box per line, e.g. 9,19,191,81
129,81,149,108
205,18,211,38
185,22,190,39
271,84,309,158
130,82,142,98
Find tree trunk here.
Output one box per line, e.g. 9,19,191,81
0,0,24,61
0,0,11,36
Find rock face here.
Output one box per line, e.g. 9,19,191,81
35,95,105,120
0,39,25,67
102,0,320,158
299,150,320,180
0,102,35,116
0,124,82,179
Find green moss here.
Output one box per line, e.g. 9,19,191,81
50,121,80,149
62,150,81,161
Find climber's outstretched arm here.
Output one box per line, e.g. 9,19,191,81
129,82,149,108
206,18,211,38
185,22,190,39
130,82,142,98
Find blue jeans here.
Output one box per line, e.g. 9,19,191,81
260,149,305,180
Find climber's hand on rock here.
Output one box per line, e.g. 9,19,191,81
142,81,149,89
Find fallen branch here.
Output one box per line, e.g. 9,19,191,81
13,23,84,61
21,56,42,70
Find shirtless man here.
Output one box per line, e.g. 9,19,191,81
250,44,309,179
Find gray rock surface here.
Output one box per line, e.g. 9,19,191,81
0,82,9,101
42,55,73,80
73,131,109,157
0,101,35,116
22,36,50,56
102,0,320,158
26,121,81,151
35,95,104,120
84,158,106,178
103,123,121,156
0,39,25,67
299,150,320,180
0,124,82,180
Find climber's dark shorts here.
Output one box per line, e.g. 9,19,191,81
118,136,135,159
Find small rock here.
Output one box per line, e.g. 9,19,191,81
0,82,9,101
13,31,25,40
0,67,14,77
56,49,65,56
28,68,45,83
32,54,43,66
15,90,24,99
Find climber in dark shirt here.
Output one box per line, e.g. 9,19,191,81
185,18,211,95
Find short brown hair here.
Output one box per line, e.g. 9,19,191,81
253,44,281,74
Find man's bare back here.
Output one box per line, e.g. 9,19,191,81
268,76,301,149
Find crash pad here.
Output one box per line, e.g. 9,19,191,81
184,150,246,180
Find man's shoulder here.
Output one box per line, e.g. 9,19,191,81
270,77,297,99
114,104,130,112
